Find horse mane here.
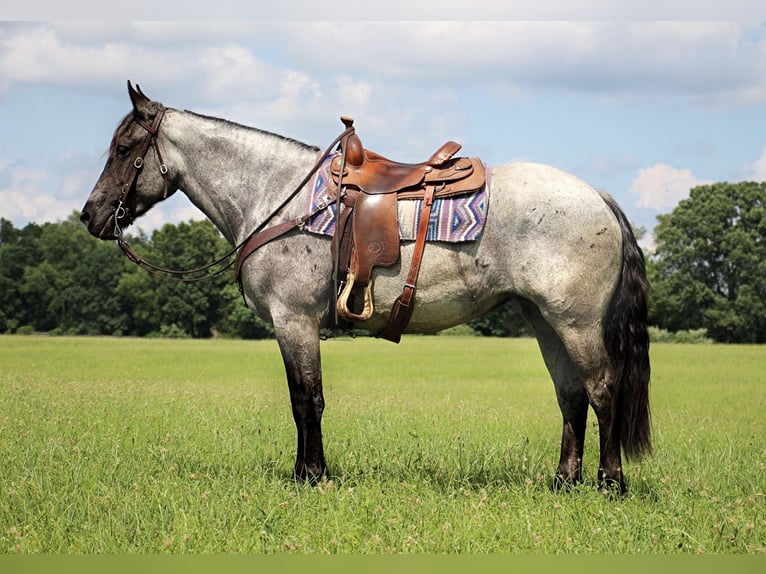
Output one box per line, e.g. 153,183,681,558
183,110,320,153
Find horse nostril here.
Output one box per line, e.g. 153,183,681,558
80,210,90,225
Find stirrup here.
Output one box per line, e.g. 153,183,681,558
336,271,374,321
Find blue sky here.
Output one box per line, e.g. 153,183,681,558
1,2,765,247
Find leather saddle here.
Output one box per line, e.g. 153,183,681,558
328,117,486,342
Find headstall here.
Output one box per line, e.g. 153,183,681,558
113,109,354,284
114,106,172,239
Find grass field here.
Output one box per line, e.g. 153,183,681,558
0,335,764,554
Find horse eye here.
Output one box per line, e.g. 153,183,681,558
116,145,130,157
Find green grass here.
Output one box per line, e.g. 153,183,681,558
0,336,764,554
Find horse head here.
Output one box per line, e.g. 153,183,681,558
81,81,176,239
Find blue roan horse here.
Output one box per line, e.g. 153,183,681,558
81,83,651,493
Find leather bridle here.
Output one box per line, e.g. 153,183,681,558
114,106,172,240
112,109,355,284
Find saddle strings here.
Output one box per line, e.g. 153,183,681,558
116,121,355,283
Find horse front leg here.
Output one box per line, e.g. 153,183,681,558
274,321,327,483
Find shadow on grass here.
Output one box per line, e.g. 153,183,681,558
154,427,659,500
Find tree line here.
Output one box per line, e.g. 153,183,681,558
0,214,273,339
1,180,764,342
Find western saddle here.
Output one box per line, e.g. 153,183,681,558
330,117,486,342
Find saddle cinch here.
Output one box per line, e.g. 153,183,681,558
329,117,486,343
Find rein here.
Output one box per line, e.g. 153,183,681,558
114,109,354,283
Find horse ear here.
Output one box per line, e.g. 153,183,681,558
127,80,152,117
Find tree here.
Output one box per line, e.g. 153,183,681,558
649,182,766,343
18,213,129,335
0,215,269,338
468,300,534,337
124,220,233,338
217,283,275,339
0,219,44,332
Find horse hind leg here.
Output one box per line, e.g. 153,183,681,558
521,300,626,493
520,300,589,490
556,328,627,494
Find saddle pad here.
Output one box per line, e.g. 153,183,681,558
303,153,490,243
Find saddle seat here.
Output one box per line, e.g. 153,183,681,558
335,131,464,194
328,117,486,343
330,123,483,198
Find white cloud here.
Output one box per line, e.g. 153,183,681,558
0,24,190,94
0,150,110,226
4,0,764,21
628,163,712,211
742,148,766,182
0,162,75,223
259,21,766,106
131,199,207,235
194,44,278,104
0,159,208,231
2,21,765,108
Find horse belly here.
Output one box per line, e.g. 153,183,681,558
364,240,504,334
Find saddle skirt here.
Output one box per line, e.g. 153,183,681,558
302,153,490,243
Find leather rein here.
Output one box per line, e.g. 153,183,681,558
113,107,354,284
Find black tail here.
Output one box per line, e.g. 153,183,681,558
599,192,652,461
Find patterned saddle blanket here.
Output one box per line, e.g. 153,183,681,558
303,154,490,243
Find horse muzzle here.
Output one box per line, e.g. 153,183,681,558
80,200,123,240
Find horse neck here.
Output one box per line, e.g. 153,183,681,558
163,110,319,244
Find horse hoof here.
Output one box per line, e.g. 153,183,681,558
597,478,627,496
293,464,328,486
551,474,581,492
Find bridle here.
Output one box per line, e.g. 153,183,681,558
112,108,354,284
113,106,171,240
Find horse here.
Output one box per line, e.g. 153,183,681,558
81,82,651,493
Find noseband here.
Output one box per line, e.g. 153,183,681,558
114,106,172,238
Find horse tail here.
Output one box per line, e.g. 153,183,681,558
599,191,652,461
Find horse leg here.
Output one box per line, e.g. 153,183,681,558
585,371,626,494
273,319,327,483
521,300,626,493
520,301,589,489
558,327,627,494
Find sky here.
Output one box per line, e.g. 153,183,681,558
1,2,765,248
